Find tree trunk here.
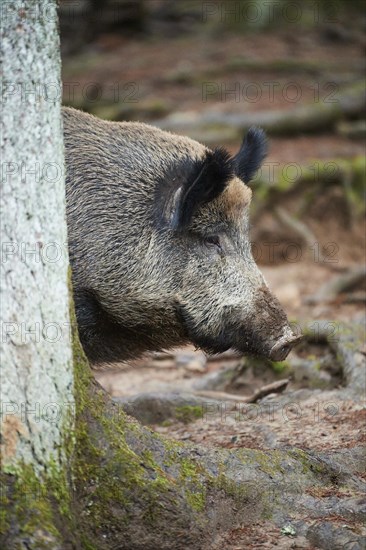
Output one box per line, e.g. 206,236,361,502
1,1,73,546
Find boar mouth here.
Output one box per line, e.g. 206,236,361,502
175,302,232,354
175,301,300,360
175,302,275,358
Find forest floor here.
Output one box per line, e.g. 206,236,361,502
62,24,365,549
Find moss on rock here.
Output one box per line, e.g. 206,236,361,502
175,405,203,424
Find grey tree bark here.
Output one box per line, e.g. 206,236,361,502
0,0,73,474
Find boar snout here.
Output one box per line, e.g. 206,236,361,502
269,330,302,362
251,285,302,360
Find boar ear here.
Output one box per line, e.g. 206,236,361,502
233,127,267,183
168,147,233,230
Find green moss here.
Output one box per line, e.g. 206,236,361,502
178,458,207,512
0,463,68,545
252,155,365,217
214,463,275,520
180,458,200,480
72,384,209,531
161,419,173,427
160,441,184,468
246,449,286,477
271,360,290,374
175,405,203,424
69,290,207,536
16,482,58,540
185,490,206,512
288,449,327,477
215,471,250,502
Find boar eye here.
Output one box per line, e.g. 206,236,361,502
204,235,221,250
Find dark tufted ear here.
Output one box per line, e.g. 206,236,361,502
233,127,267,183
161,147,234,231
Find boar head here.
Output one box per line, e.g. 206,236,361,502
63,108,301,366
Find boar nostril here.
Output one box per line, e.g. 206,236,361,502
269,333,302,362
280,344,290,358
270,344,290,362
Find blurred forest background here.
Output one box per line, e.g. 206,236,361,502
59,0,365,403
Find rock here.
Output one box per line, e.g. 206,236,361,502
176,351,207,373
306,521,366,550
114,391,220,425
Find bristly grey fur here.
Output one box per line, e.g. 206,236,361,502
63,107,292,369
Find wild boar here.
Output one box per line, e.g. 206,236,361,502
63,107,300,367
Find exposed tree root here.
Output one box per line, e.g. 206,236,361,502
306,265,366,303
70,319,366,549
155,81,365,140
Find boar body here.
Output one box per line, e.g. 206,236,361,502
63,107,299,367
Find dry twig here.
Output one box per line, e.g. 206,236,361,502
194,378,290,404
